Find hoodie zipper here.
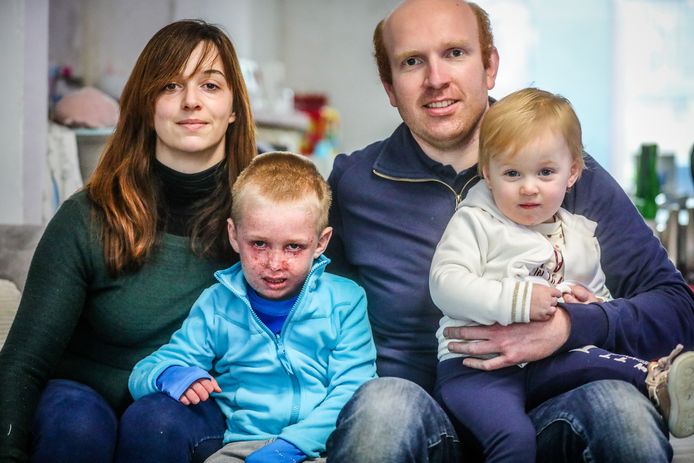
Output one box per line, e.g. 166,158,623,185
238,258,327,426
373,169,479,207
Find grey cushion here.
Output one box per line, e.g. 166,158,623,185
0,224,44,291
0,279,21,348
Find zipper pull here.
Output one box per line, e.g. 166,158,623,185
276,336,294,375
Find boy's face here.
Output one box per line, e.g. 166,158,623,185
227,195,332,300
483,130,580,226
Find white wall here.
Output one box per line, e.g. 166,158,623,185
0,0,48,225
172,0,283,64
8,0,691,224
281,0,402,154
53,0,396,155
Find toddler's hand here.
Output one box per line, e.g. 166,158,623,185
180,377,221,405
561,283,601,304
529,284,561,321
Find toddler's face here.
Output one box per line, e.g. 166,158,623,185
228,196,331,300
483,130,579,226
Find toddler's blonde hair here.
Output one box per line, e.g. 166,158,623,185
479,87,585,178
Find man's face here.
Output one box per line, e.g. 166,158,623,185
382,0,498,155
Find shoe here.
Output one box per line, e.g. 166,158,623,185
646,344,694,438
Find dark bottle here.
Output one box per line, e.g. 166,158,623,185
635,143,660,220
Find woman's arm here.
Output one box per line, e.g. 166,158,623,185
0,196,93,461
128,289,219,401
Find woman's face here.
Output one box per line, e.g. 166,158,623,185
153,42,236,173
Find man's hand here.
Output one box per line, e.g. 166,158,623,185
444,308,571,370
561,283,600,304
180,377,221,405
530,284,561,321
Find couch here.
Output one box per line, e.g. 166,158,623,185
0,224,691,460
0,225,43,347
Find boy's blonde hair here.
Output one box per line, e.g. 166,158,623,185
478,87,585,178
231,152,332,233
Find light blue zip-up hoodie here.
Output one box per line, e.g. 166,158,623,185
129,255,377,457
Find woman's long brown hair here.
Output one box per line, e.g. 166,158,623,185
87,20,255,275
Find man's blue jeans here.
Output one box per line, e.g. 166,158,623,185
31,379,225,463
326,377,672,462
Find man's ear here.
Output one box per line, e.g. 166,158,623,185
382,80,398,108
227,218,240,253
313,227,333,259
486,47,500,91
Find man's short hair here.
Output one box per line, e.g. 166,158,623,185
373,1,495,85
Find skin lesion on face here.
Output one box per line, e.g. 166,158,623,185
225,197,333,300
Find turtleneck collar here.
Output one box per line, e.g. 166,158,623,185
153,158,224,235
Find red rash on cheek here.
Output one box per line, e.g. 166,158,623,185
247,248,291,270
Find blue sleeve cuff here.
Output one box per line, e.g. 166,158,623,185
245,438,307,463
155,365,211,401
560,303,609,352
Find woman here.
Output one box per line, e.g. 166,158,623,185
0,20,255,462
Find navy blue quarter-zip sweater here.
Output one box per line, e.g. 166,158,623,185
327,122,694,393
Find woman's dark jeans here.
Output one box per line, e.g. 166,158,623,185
31,379,225,463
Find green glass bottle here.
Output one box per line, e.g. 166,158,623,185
634,143,660,220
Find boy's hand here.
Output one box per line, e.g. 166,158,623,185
246,439,307,463
180,377,221,405
530,284,561,321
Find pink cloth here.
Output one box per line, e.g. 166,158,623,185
53,86,119,128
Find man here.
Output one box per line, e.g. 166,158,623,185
325,0,694,461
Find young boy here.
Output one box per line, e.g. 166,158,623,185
129,152,377,463
429,88,694,462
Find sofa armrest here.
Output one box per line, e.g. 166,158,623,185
0,279,21,349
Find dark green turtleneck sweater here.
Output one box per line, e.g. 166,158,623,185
0,162,233,461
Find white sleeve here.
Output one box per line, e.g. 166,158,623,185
429,207,531,325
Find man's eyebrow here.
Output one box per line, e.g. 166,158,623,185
442,40,473,51
392,41,473,63
392,49,419,63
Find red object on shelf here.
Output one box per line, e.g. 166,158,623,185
294,93,328,155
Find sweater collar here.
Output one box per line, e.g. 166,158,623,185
373,97,496,182
154,158,221,207
214,254,331,299
372,124,451,180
